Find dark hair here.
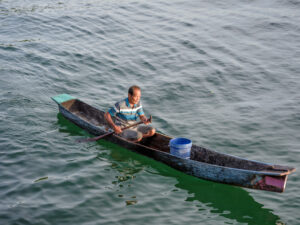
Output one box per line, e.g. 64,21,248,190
128,85,141,95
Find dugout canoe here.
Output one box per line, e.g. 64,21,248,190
52,94,296,192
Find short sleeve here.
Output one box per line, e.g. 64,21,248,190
108,102,119,116
137,105,144,116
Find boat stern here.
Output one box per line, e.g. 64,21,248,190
252,175,288,192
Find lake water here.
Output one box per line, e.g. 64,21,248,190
1,0,300,224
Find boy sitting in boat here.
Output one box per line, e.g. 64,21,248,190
105,85,156,142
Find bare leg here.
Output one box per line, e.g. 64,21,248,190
142,128,156,138
131,137,143,143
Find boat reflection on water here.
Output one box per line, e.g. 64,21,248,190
106,142,283,224
173,173,282,224
56,113,284,224
111,148,283,224
56,113,87,136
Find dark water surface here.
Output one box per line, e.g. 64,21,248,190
1,0,300,224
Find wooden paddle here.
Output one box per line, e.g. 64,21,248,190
76,116,152,143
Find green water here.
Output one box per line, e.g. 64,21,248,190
1,0,299,224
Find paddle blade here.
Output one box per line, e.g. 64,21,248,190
76,136,100,143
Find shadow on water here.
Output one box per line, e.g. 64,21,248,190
108,148,282,225
172,173,281,225
56,113,283,225
56,113,89,136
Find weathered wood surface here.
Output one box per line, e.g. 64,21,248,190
52,94,296,192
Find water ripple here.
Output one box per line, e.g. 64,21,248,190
1,0,300,224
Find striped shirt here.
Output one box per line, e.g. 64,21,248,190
108,98,144,122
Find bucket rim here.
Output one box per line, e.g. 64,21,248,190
169,137,192,146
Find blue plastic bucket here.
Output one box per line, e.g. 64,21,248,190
169,137,192,159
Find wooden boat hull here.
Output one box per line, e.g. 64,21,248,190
52,94,295,192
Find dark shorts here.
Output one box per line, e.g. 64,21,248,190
118,123,154,142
